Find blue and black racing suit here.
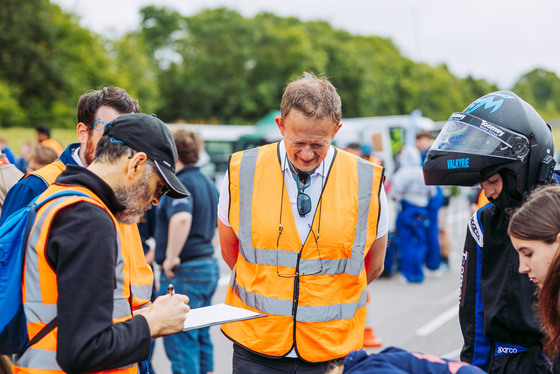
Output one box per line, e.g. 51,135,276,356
459,203,549,373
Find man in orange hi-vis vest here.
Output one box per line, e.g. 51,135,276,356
1,87,156,313
35,124,63,157
218,72,389,373
13,114,191,374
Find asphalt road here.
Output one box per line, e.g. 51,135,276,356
152,190,472,374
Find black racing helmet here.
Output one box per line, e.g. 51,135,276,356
423,90,555,194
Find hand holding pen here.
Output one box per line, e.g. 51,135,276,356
143,283,189,338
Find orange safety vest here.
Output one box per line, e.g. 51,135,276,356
223,143,384,362
39,139,64,157
27,161,154,310
12,185,137,374
477,190,490,209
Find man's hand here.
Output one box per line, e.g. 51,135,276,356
162,256,181,278
141,293,190,339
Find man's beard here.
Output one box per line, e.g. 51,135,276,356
84,138,96,167
114,166,155,224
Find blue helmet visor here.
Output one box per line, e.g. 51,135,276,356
431,112,530,161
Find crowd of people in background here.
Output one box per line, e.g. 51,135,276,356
0,124,63,176
3,76,560,374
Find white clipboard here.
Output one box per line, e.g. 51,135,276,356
183,303,267,331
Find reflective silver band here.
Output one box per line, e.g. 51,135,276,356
230,272,368,322
14,346,136,370
237,147,259,262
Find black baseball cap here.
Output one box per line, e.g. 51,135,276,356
104,113,190,199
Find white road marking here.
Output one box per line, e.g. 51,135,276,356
441,347,462,360
415,304,459,336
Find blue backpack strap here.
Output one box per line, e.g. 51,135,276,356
23,190,91,262
30,190,91,210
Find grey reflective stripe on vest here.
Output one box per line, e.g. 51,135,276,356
22,303,56,323
229,267,368,322
131,283,153,302
14,348,61,371
15,346,136,371
23,195,131,325
24,196,79,304
347,158,374,275
236,148,258,262
112,231,132,320
236,151,375,277
229,267,293,317
296,288,367,322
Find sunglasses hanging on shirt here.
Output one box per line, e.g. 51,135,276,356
296,172,311,216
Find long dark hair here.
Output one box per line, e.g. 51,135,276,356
508,184,560,358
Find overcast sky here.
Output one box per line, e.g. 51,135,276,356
53,0,560,89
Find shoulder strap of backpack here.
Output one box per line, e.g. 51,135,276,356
28,317,58,347
22,190,91,238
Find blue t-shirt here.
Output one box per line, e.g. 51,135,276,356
154,166,219,264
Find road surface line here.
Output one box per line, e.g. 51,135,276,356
415,305,458,336
441,347,462,359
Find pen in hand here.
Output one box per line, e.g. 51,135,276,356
167,284,175,296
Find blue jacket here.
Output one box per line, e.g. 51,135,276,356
0,143,80,225
343,347,486,373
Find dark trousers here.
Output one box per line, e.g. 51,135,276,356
232,343,342,374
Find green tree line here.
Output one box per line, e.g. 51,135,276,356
1,0,560,128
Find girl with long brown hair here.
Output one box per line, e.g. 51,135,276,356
508,184,560,361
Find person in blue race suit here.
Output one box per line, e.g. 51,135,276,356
423,91,557,373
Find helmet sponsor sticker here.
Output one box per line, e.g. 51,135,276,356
465,93,515,115
480,120,505,137
447,158,469,169
450,113,466,120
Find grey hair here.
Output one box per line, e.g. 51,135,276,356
280,71,342,125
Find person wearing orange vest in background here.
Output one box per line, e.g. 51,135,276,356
218,72,389,373
35,124,63,157
0,87,155,313
12,113,191,373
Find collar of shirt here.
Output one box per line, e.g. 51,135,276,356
71,145,85,167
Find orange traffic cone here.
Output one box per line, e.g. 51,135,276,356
363,290,382,348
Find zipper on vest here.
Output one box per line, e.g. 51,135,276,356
292,276,299,317
292,249,303,317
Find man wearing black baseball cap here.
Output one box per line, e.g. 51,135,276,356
13,113,190,373
104,113,190,199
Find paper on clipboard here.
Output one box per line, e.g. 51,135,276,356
183,303,267,331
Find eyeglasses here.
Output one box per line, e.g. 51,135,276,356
154,182,170,200
276,224,323,278
93,117,111,131
296,172,311,216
